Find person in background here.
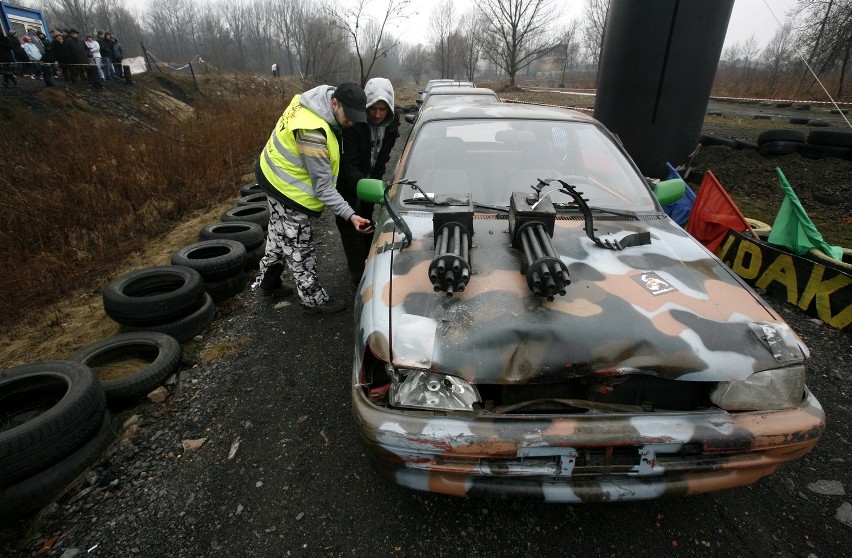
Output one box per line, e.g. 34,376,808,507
20,35,41,79
51,32,72,83
66,29,89,84
0,32,16,87
6,30,30,77
26,28,45,58
336,77,400,285
98,31,117,79
253,82,374,313
271,62,279,78
109,35,124,78
85,34,103,80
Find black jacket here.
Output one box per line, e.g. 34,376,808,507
338,110,401,213
66,36,89,64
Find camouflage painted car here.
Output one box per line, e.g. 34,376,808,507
351,103,825,502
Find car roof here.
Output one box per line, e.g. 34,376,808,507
426,87,497,97
414,102,597,126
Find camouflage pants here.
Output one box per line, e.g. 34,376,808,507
259,198,328,307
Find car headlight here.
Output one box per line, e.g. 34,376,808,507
710,365,806,411
389,368,480,412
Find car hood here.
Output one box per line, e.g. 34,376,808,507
357,210,807,384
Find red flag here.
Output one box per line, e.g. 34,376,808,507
685,170,751,253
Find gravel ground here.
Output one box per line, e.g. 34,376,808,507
2,107,851,558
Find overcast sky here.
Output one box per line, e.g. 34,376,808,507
393,0,797,49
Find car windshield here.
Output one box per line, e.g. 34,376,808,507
399,118,657,211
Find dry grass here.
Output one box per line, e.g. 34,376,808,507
199,336,251,365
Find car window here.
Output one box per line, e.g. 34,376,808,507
399,119,655,210
423,94,499,109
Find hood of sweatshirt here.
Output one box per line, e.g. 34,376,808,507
299,85,341,133
365,78,395,127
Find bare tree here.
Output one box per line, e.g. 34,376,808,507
326,0,411,87
721,43,742,69
400,42,430,83
457,11,485,81
740,35,760,94
581,0,609,67
474,0,563,85
47,0,98,33
557,19,581,87
762,23,795,96
791,0,852,98
428,0,456,78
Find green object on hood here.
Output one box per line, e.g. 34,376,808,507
767,167,842,260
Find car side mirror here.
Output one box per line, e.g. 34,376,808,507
405,114,416,124
654,178,686,205
357,178,385,204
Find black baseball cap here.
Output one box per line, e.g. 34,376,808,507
333,82,367,124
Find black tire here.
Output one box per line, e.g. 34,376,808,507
732,139,758,150
244,243,265,270
699,134,737,148
0,361,106,486
799,143,852,160
171,240,246,281
221,204,270,230
757,129,806,145
67,332,182,406
120,293,216,344
0,412,117,522
795,104,811,111
812,191,842,206
239,182,262,196
807,131,852,148
807,119,830,127
102,266,205,327
205,270,247,302
238,193,268,206
788,117,810,125
199,221,265,250
805,247,852,273
759,141,801,157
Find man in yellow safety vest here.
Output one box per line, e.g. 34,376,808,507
254,82,374,313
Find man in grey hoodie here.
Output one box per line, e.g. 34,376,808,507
254,82,374,313
337,77,401,285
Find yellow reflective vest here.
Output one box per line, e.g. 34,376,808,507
258,94,340,214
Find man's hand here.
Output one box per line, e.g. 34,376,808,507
350,215,374,234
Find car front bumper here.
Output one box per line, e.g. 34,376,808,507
352,387,825,502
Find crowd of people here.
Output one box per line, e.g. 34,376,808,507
0,27,124,88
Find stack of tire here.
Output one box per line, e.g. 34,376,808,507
0,361,115,522
102,266,215,344
0,332,183,521
757,129,852,160
171,239,247,302
201,183,269,270
757,129,807,157
800,130,852,161
221,182,270,233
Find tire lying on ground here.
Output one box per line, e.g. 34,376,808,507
799,143,852,160
757,129,807,145
806,130,852,148
699,134,737,148
0,361,106,486
245,243,265,270
102,266,205,327
239,182,263,196
745,218,772,240
68,332,182,406
0,412,117,522
119,293,216,344
199,221,265,251
204,269,248,302
221,204,270,230
759,141,802,157
171,240,246,281
238,193,268,206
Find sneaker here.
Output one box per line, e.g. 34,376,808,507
302,298,346,314
257,262,293,297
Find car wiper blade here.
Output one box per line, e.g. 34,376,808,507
473,202,509,212
552,203,637,218
402,198,508,212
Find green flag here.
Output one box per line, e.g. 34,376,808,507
767,167,842,260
